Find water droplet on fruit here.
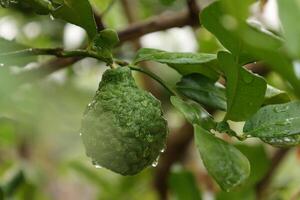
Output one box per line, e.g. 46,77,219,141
0,63,4,67
79,132,82,136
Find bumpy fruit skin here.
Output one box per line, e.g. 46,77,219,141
81,67,168,175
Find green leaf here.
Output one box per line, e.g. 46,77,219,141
176,73,226,110
134,48,219,81
260,135,300,147
202,1,300,95
52,0,97,39
200,2,247,60
0,38,36,66
170,96,216,130
3,170,25,197
235,144,270,187
92,29,119,50
277,0,300,58
220,0,255,21
200,1,282,66
264,85,290,105
194,125,250,191
23,0,55,14
218,51,266,121
168,169,202,200
243,101,300,139
90,29,119,63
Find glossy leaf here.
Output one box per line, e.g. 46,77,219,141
134,48,219,80
194,125,250,191
170,96,216,130
168,169,202,200
52,0,97,39
243,101,300,139
200,2,252,64
264,85,290,105
218,51,266,121
176,73,226,110
202,1,300,94
278,0,300,58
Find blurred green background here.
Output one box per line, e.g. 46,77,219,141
0,0,300,199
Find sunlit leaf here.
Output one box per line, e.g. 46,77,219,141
134,48,219,80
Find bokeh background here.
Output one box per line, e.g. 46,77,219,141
0,0,300,199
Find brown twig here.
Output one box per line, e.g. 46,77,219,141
256,148,290,199
118,9,199,42
186,0,201,25
154,122,194,200
25,6,201,80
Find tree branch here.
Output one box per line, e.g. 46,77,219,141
154,122,194,200
118,9,199,42
24,6,202,79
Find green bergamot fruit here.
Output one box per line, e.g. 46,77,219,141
81,66,168,175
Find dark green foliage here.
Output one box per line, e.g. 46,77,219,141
81,67,168,175
243,101,300,146
194,125,250,191
176,73,226,110
218,51,266,121
134,48,219,80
